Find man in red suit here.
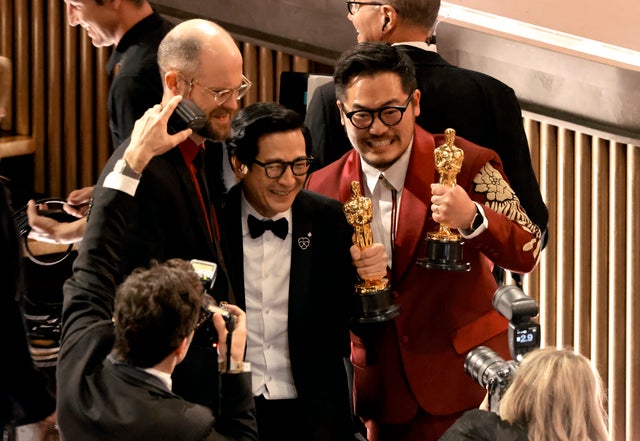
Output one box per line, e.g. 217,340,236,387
305,42,542,441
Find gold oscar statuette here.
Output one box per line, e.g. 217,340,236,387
417,128,471,271
344,181,400,323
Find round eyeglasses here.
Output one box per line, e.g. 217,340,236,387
252,157,314,179
178,72,252,106
340,92,414,130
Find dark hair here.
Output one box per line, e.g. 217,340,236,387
227,102,312,166
388,0,440,29
333,42,417,101
113,259,203,367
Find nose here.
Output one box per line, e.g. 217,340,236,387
66,5,79,26
277,165,297,185
221,96,240,112
368,115,389,136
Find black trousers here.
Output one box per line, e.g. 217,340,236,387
254,395,307,441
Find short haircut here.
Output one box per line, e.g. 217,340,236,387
500,347,610,441
157,34,202,78
388,0,440,29
333,42,417,101
95,0,147,7
227,101,312,166
113,259,203,368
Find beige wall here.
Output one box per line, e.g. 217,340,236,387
444,0,640,53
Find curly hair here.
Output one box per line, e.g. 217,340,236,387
113,259,203,367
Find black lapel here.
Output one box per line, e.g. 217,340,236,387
222,185,246,310
288,192,313,336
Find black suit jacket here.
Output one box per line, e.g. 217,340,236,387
92,140,232,410
221,185,355,441
59,186,256,441
305,46,548,235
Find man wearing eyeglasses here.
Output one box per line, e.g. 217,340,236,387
70,19,249,413
306,43,542,441
222,102,387,441
305,0,549,251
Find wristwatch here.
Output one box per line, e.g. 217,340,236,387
114,158,142,179
466,206,484,234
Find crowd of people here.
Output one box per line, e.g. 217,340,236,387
1,1,611,441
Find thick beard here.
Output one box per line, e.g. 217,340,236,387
196,119,230,141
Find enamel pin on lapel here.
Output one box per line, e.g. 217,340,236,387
297,232,311,250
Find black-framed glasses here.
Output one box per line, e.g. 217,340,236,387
178,72,252,105
346,1,383,15
340,92,414,129
252,157,314,179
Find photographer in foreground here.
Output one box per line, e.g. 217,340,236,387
57,96,256,441
439,347,610,441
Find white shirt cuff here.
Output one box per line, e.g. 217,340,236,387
460,202,488,239
103,171,140,196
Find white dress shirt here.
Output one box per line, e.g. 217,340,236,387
240,191,297,399
361,142,413,268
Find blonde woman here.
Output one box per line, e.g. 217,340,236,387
440,347,610,441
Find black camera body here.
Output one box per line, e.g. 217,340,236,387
190,259,236,335
168,98,206,134
464,285,540,413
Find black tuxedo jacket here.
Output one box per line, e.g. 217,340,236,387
221,185,355,441
305,46,548,236
91,140,232,410
59,186,256,441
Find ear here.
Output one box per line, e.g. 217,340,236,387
231,155,248,179
164,71,182,96
336,100,346,127
380,5,397,33
174,334,192,363
411,89,421,118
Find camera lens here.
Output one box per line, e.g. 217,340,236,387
464,346,512,389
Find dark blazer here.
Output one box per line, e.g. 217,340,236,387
58,186,257,441
221,185,355,441
306,125,541,429
304,45,548,236
439,409,529,441
92,140,232,410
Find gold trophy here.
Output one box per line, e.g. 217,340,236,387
344,181,400,323
418,128,471,271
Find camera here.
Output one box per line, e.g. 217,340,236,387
464,285,540,413
190,259,235,334
168,98,207,134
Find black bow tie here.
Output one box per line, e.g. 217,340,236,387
247,214,288,240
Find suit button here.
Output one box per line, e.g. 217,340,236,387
401,336,409,344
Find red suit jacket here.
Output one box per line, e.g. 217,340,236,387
306,125,541,422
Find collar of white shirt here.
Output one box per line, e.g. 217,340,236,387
240,189,293,237
361,139,413,197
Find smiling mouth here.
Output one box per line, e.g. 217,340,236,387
369,139,392,148
271,189,291,196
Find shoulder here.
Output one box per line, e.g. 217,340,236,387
440,409,501,441
295,189,344,214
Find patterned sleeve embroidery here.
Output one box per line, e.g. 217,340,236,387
473,163,541,259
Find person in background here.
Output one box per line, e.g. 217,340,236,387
28,0,174,243
439,347,610,441
304,0,548,246
306,42,542,441
223,101,387,440
1,177,57,438
62,18,251,412
57,95,256,440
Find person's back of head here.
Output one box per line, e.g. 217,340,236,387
333,42,417,101
113,259,203,368
499,347,610,441
387,0,440,31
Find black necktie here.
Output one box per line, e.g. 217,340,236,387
247,214,288,240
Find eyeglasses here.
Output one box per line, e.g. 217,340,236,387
346,1,383,15
178,72,252,105
340,92,414,129
252,157,314,179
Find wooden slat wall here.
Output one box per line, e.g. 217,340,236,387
4,1,640,439
523,117,640,441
